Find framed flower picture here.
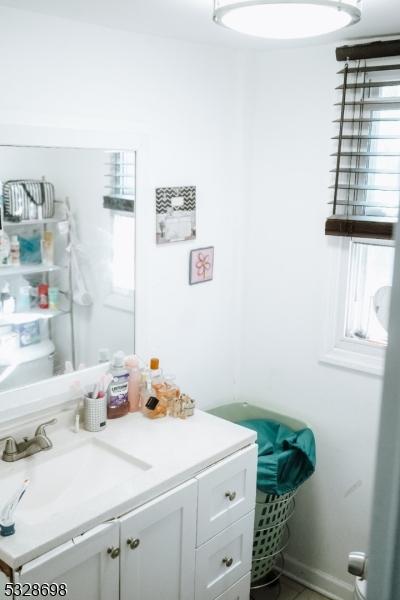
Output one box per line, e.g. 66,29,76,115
189,247,214,285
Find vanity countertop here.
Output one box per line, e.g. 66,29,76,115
0,409,256,569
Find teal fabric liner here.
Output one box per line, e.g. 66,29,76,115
239,419,316,495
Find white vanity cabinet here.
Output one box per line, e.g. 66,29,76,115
15,522,120,600
119,480,197,600
11,443,257,600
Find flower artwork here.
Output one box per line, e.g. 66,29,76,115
189,247,214,285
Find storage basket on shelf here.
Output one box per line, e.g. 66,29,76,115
208,402,315,592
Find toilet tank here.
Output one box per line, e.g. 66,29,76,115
0,339,55,390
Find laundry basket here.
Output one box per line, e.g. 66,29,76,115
208,402,309,590
251,489,296,585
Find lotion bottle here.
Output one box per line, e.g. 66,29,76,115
125,355,141,412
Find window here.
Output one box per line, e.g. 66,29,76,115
323,40,400,375
345,240,394,346
112,213,135,296
103,151,136,312
323,236,395,376
106,151,135,197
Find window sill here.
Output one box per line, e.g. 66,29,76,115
104,293,134,313
320,345,385,377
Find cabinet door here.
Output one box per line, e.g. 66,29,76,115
120,480,197,600
196,444,257,545
16,522,119,600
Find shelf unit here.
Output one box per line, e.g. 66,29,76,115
0,308,69,326
0,211,74,382
3,217,67,228
0,264,62,277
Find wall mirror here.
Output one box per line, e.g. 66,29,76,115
0,145,136,393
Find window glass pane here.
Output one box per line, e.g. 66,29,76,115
366,85,400,217
112,214,135,294
345,242,395,345
105,151,136,197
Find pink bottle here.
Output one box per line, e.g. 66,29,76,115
125,355,141,412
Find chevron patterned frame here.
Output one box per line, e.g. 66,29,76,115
156,185,196,244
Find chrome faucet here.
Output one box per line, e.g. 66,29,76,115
0,419,57,462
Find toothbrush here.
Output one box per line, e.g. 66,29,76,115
99,373,112,398
91,373,112,399
91,382,100,399
0,479,30,537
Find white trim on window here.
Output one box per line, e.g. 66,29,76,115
320,237,391,377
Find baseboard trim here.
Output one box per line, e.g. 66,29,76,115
282,554,354,600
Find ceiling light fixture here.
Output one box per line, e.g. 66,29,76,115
213,0,362,39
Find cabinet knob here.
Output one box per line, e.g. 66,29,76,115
222,556,233,568
107,546,120,559
225,491,236,502
127,537,140,550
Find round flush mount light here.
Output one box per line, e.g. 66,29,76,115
213,0,362,39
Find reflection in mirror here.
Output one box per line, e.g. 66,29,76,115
0,146,136,392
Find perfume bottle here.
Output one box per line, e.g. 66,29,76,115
155,374,180,415
41,231,54,265
142,374,167,419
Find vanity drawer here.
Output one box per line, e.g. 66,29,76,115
196,444,257,545
214,572,251,600
195,511,254,600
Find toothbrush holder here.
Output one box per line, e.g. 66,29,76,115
83,394,107,432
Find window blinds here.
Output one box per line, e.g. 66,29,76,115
325,40,400,239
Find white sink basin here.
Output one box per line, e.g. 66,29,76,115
0,438,151,525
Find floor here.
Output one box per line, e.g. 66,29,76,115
250,576,330,600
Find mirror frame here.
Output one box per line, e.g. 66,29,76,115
0,123,143,423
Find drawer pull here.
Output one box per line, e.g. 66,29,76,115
225,491,236,502
127,538,140,550
222,556,234,568
107,546,120,559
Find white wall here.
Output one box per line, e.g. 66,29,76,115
0,6,384,598
0,6,245,409
239,45,382,598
